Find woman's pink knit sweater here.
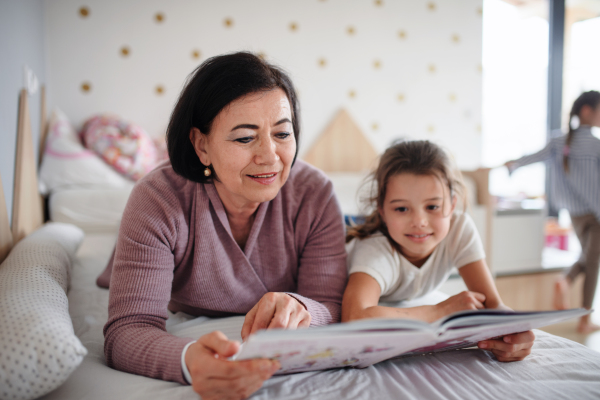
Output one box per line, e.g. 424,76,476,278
102,160,348,384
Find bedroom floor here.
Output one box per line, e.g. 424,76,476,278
540,234,600,353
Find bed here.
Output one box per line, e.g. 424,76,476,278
2,94,600,400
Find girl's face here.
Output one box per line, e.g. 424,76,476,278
190,88,296,212
379,173,456,267
580,103,600,127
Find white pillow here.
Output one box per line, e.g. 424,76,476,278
39,108,133,195
0,223,87,400
49,187,134,233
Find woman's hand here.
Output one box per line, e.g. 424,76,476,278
185,331,280,400
241,292,311,341
478,330,535,362
436,291,486,319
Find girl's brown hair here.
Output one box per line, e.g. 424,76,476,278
346,140,466,243
564,90,600,173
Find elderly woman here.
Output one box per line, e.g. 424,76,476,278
102,52,347,399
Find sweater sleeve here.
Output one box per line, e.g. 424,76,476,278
289,179,348,326
103,179,193,384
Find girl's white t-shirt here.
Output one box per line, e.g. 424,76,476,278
346,212,485,302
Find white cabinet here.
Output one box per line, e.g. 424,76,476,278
491,209,545,275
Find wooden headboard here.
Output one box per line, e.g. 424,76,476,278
6,89,46,250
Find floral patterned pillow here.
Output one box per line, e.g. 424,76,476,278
81,115,158,181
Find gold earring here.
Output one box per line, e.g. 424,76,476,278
204,167,211,177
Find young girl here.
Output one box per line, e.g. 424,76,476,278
505,90,600,334
342,140,534,362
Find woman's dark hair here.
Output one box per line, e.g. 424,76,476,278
564,90,600,173
346,140,466,243
167,52,300,183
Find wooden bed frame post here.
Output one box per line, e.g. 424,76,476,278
11,89,44,244
0,172,13,263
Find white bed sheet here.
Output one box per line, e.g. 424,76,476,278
41,233,600,400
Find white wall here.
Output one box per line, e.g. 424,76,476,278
45,0,483,168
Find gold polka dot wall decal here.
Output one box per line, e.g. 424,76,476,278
477,64,483,73
374,0,383,6
289,22,298,32
428,64,436,73
155,12,165,23
449,93,457,102
452,34,460,43
427,2,436,11
120,46,130,57
372,123,379,131
155,85,165,95
191,49,201,60
348,90,356,99
81,82,91,93
257,52,267,60
427,125,435,134
79,7,90,18
224,18,234,28
347,26,355,35
373,59,382,69
477,7,483,16
318,58,327,68
397,93,405,102
476,124,482,134
398,30,407,39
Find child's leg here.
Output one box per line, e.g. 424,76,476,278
576,215,600,333
555,215,588,310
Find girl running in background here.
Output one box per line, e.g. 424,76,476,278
505,90,600,334
342,140,534,362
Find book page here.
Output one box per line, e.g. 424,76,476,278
235,329,436,374
412,308,591,354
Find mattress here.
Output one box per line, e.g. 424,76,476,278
40,233,600,400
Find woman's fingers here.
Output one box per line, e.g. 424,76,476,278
199,331,240,358
187,331,280,400
241,305,258,341
250,295,279,335
298,312,312,328
243,293,310,338
192,360,279,400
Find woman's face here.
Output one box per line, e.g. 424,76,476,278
190,88,296,212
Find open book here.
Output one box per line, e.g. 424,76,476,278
233,308,590,374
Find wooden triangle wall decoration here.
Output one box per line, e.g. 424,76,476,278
303,109,378,172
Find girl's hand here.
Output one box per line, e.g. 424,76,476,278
437,291,486,318
185,331,280,400
504,161,517,174
478,330,535,362
241,292,311,341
